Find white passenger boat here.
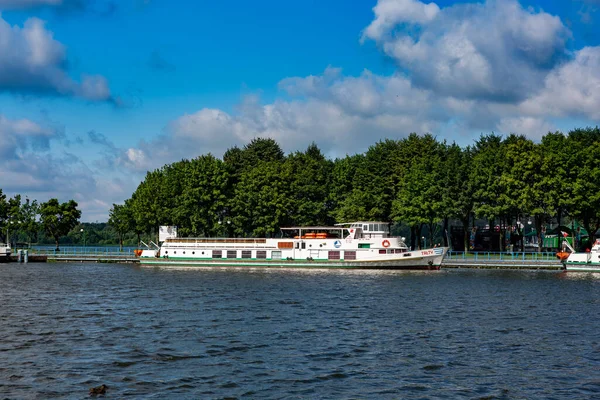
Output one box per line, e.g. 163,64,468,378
563,239,600,272
139,222,448,270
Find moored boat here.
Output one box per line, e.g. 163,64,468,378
0,242,11,262
563,239,600,272
139,222,448,270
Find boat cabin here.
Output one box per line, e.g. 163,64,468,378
335,222,391,240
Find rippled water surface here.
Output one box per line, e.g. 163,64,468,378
1,264,600,399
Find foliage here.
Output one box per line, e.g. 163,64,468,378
4,126,600,252
39,199,82,250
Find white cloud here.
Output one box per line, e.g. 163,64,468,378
118,70,442,171
0,114,59,159
497,117,555,140
520,46,600,120
0,16,113,101
0,114,138,221
363,0,440,41
364,0,570,102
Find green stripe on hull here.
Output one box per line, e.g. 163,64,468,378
139,259,438,269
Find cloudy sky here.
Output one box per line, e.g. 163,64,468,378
0,0,598,221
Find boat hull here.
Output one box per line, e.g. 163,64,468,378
139,255,445,270
563,262,600,272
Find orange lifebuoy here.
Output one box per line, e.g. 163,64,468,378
382,240,390,248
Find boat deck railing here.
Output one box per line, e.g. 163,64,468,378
25,247,136,257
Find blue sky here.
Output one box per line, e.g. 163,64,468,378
0,0,598,221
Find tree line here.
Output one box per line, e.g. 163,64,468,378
2,128,598,252
0,194,82,250
110,128,600,252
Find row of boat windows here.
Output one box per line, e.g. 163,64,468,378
162,249,404,258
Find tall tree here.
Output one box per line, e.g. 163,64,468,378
441,143,474,249
39,199,82,251
287,143,332,226
231,160,294,237
471,134,508,249
540,132,571,225
108,203,132,251
174,154,230,237
569,128,600,245
501,135,549,251
20,197,40,246
329,154,365,222
392,139,443,249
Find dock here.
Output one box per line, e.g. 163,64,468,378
3,247,140,264
441,251,564,270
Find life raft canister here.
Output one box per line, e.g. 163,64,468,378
382,239,391,248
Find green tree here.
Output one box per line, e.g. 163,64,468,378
20,197,40,246
174,154,230,237
39,199,82,251
231,160,294,237
329,154,364,222
501,135,550,251
569,127,600,244
286,143,332,226
392,139,443,249
540,132,571,225
108,203,132,251
471,134,508,249
440,143,474,249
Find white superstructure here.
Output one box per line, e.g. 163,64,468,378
564,239,600,272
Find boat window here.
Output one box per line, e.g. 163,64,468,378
212,250,222,259
301,242,306,249
227,250,236,259
379,249,386,254
363,224,368,231
241,250,251,259
344,251,356,260
256,250,267,259
272,251,282,260
394,249,404,254
358,243,371,249
328,251,340,260
369,224,374,231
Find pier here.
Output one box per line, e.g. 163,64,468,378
441,251,564,270
4,247,140,264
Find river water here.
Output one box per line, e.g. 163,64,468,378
1,264,599,399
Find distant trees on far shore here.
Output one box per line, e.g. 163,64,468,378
0,193,81,250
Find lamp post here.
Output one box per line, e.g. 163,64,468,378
80,228,86,253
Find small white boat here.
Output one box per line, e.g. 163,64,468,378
0,243,12,261
139,222,448,270
563,239,600,272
